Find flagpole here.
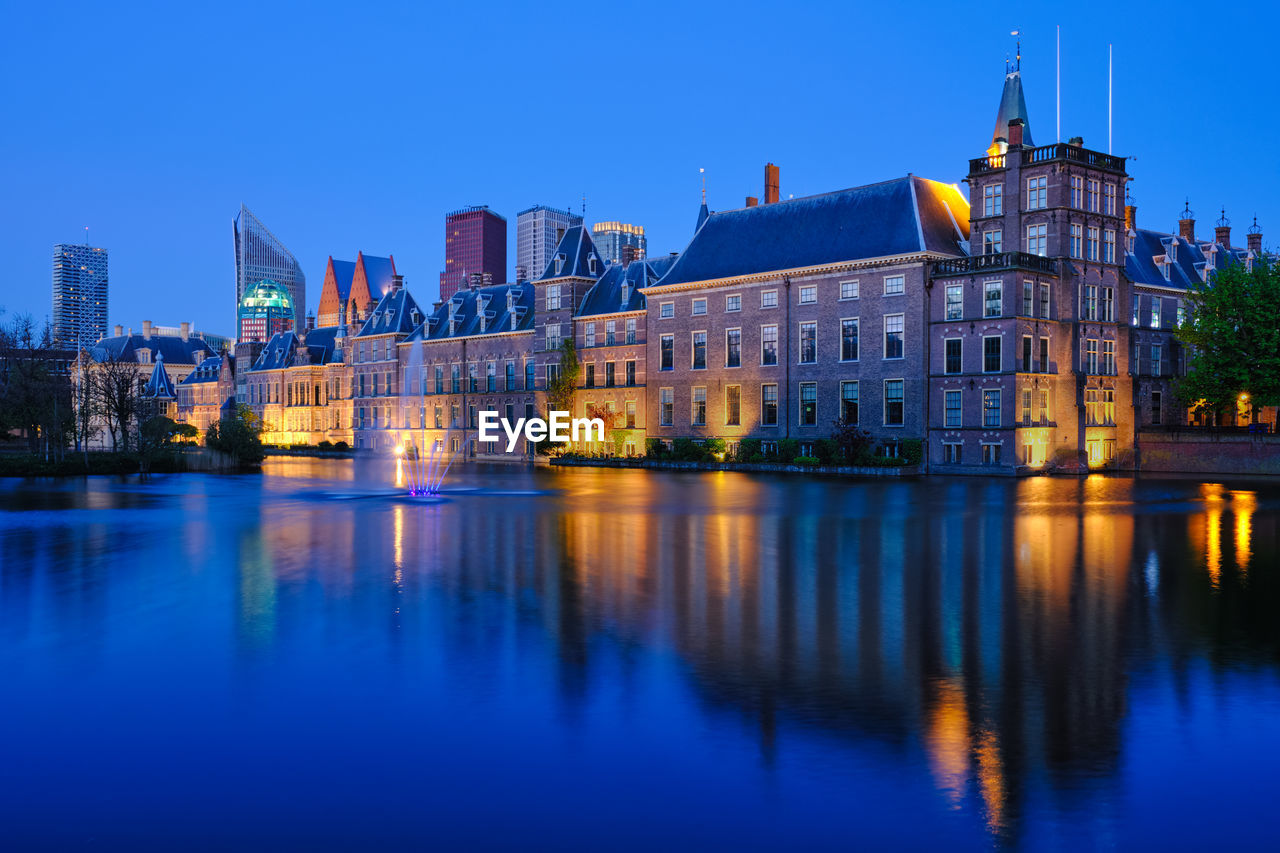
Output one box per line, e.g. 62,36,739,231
1057,25,1061,143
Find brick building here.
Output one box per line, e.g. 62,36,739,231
208,57,1273,473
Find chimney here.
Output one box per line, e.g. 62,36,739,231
1007,118,1025,148
764,163,779,204
1214,210,1231,247
142,320,152,340
1124,204,1137,233
1068,135,1084,147
179,321,190,342
1178,200,1195,242
114,324,123,337
305,312,316,333
745,196,758,208
1247,217,1263,254
391,274,404,294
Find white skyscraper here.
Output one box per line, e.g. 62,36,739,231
51,242,109,349
516,205,582,281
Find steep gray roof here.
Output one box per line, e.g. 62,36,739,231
142,356,176,399
179,355,223,386
654,176,968,287
577,257,672,316
536,225,604,281
992,70,1034,146
90,333,215,366
355,288,425,338
408,283,535,341
1125,228,1250,290
249,327,342,371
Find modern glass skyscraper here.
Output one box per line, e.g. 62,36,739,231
237,279,296,342
516,205,582,281
234,205,306,333
591,222,647,265
51,243,109,349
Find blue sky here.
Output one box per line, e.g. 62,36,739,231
3,0,1277,336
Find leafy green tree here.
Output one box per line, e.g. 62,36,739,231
540,339,580,454
1176,258,1280,422
206,403,265,466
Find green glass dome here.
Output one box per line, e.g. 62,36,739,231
239,279,295,311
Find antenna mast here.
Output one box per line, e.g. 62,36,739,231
1056,25,1061,143
1108,44,1113,154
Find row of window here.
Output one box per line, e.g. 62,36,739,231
583,318,637,346
983,177,1116,215
583,360,637,388
656,276,903,320
656,380,901,428
940,387,1038,428
657,317,899,369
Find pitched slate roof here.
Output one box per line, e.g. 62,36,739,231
142,356,177,399
90,333,216,366
536,225,604,281
355,287,425,338
654,176,969,287
180,355,223,385
1125,228,1250,290
408,283,535,342
577,257,673,316
250,327,343,371
328,257,357,304
992,69,1034,147
356,252,397,301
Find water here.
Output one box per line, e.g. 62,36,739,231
2,462,1278,849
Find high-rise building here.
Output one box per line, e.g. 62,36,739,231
51,243,109,349
516,205,582,282
439,205,506,302
237,279,296,343
234,205,306,333
591,222,647,266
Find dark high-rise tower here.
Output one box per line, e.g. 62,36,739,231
439,205,506,301
51,242,109,348
234,205,306,334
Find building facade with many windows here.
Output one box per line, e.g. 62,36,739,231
234,205,306,334
516,205,582,283
439,205,507,301
51,242,109,349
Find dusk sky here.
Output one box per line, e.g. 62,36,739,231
4,0,1277,336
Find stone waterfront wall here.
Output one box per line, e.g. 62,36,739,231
1137,431,1280,475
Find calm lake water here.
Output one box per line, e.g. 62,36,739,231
1,461,1278,849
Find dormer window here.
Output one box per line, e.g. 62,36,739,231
554,254,566,276
621,283,630,305
588,253,598,275
506,289,515,311
510,312,518,331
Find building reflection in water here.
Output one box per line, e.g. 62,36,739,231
17,465,1270,844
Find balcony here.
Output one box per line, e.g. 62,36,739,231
933,252,1056,277
969,144,1126,175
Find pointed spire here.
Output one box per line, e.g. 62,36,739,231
991,56,1034,148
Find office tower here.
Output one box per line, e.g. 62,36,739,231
237,279,296,342
516,205,582,282
51,242,109,348
439,205,506,301
234,204,306,333
591,222,647,265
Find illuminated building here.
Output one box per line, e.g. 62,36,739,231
234,205,306,334
439,205,506,301
591,221,647,265
51,242,108,349
237,279,296,343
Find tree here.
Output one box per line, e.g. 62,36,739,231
206,403,265,466
1176,257,1280,423
71,351,102,464
541,339,580,453
96,353,142,453
831,419,874,463
546,338,579,414
0,314,71,460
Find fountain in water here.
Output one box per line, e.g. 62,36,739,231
398,335,468,496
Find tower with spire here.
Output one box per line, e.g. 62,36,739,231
927,39,1133,472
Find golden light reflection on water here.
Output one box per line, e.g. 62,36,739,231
206,463,1277,843
1232,491,1256,574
